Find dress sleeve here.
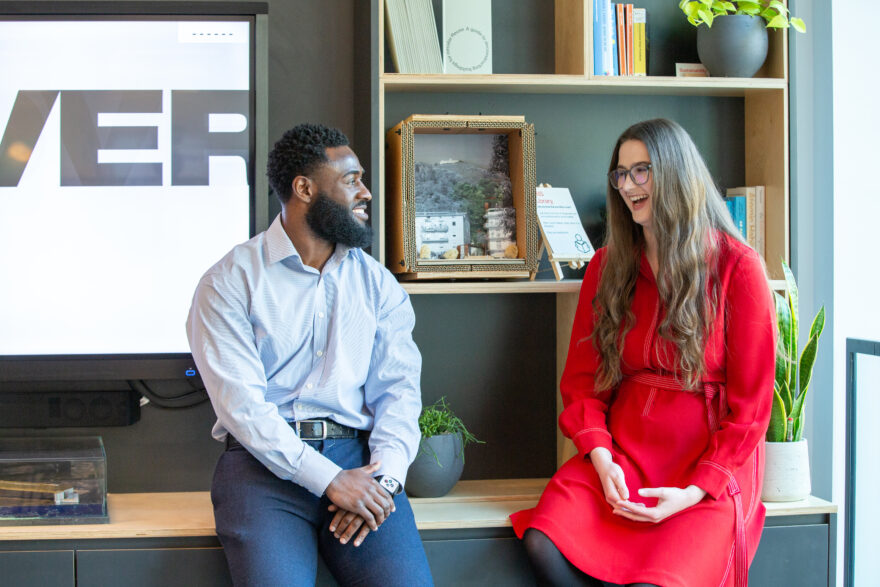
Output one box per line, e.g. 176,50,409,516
689,249,776,499
558,249,616,458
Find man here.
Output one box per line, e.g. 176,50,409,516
187,123,432,586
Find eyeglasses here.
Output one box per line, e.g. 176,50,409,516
608,163,652,189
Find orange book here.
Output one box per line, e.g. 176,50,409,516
625,4,634,76
616,4,626,76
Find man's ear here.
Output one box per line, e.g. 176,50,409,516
291,175,313,204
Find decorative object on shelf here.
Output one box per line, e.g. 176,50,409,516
386,114,539,280
406,397,482,498
763,261,825,502
533,185,595,281
679,1,806,78
442,0,492,74
0,436,108,525
675,62,709,77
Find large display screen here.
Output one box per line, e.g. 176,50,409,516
0,17,255,357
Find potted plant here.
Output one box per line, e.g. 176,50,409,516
762,261,825,502
679,1,806,77
405,397,482,498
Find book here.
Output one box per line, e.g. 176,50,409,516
726,186,765,257
443,0,492,74
604,0,616,76
632,8,646,76
592,0,606,76
616,4,626,76
624,4,634,76
385,0,442,73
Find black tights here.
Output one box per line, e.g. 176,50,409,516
523,529,660,587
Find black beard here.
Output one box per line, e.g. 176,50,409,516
305,191,373,249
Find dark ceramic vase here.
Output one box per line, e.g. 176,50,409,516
405,433,464,498
697,15,768,77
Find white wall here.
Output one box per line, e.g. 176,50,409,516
832,1,880,584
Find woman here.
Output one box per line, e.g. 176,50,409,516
511,119,775,587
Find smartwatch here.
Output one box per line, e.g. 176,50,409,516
375,475,402,496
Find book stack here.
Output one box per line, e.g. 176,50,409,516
385,0,443,74
593,1,646,77
725,186,766,258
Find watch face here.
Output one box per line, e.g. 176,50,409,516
379,476,400,494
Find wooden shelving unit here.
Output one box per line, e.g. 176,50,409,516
373,0,791,496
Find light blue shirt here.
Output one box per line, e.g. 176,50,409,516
186,215,422,497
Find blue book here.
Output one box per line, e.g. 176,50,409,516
593,0,605,75
726,196,747,239
609,3,619,76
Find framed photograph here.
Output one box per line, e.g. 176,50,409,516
386,114,538,279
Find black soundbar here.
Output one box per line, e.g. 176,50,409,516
0,391,141,427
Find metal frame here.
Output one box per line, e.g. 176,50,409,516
844,337,880,587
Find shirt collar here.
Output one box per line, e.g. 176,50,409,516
265,214,358,267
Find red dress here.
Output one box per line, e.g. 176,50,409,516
511,236,776,587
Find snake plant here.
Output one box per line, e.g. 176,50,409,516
767,261,825,442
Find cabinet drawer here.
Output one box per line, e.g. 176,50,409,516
0,550,74,587
77,547,232,587
750,524,829,586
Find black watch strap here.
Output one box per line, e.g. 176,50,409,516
375,475,401,496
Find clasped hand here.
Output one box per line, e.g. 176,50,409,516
589,447,706,524
324,461,395,547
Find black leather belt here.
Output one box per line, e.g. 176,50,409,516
226,419,363,449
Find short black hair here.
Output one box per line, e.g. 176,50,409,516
266,123,350,203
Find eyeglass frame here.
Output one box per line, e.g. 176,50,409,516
608,162,653,190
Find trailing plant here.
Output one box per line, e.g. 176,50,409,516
679,1,806,32
767,261,825,443
417,397,482,464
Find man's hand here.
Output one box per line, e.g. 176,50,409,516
589,447,630,506
612,484,707,523
324,462,393,532
326,497,396,547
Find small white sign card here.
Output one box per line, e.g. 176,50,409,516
534,186,595,280
442,0,492,74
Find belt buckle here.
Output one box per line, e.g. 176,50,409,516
296,420,327,440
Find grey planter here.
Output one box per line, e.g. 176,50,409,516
697,15,768,78
405,433,464,498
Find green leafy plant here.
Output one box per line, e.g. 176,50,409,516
767,261,825,443
679,1,806,32
418,397,483,464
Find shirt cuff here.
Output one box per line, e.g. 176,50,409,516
689,460,732,500
572,428,613,459
292,446,343,497
371,449,411,487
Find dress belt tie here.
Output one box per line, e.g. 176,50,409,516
626,371,747,587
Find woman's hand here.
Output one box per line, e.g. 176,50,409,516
613,484,707,523
589,447,630,505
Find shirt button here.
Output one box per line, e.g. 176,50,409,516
306,383,313,390
316,350,323,357
318,312,325,318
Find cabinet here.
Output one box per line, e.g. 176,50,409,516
0,492,836,586
368,0,791,479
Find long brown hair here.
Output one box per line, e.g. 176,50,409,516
592,119,744,391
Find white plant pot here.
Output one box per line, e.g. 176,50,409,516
762,439,811,502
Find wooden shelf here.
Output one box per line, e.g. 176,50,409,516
401,279,582,295
0,483,834,540
381,73,786,96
